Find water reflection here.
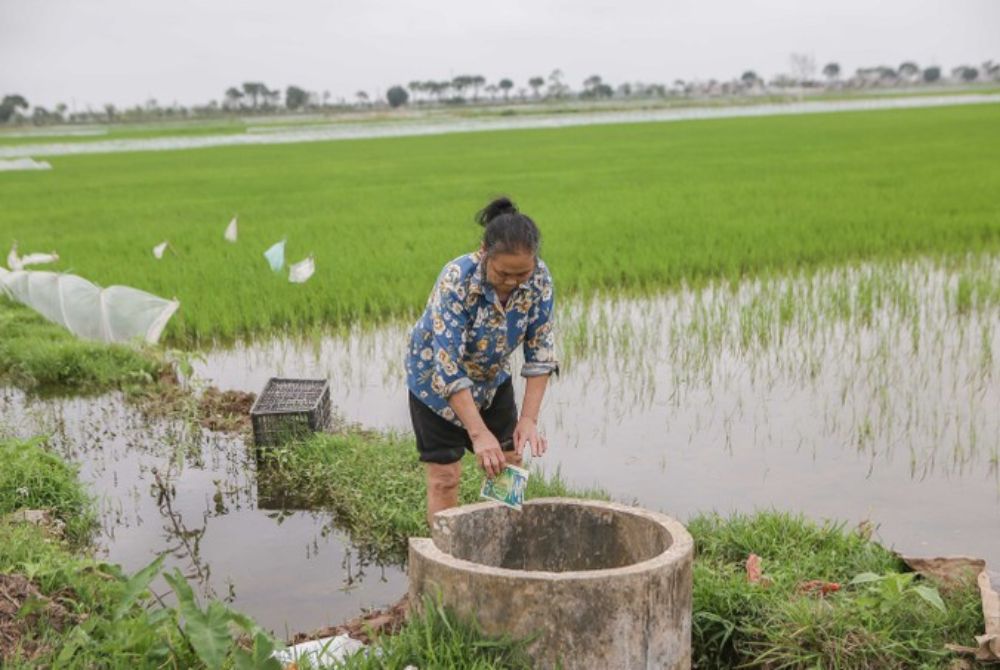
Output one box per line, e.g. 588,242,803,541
196,255,1000,562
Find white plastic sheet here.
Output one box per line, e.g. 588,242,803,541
271,634,365,667
0,268,179,345
0,158,51,171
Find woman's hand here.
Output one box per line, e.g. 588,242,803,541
514,416,548,458
471,429,506,478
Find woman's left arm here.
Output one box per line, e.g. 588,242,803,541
514,375,550,457
516,265,559,457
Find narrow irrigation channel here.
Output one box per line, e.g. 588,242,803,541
0,389,406,634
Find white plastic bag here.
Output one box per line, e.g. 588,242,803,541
7,242,21,271
224,215,238,242
264,239,285,272
289,255,315,284
152,241,168,259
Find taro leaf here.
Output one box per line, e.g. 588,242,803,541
164,569,234,670
228,609,283,669
114,554,165,620
224,607,258,635
913,584,947,613
55,623,94,665
185,601,237,670
16,594,50,619
233,631,282,670
163,569,196,611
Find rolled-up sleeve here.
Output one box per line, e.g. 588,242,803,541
429,270,473,398
522,271,559,377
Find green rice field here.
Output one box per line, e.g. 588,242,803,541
2,102,999,343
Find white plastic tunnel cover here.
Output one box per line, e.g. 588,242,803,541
0,268,180,345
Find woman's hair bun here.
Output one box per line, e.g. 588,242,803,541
475,196,518,227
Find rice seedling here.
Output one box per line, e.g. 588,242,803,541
1,103,998,344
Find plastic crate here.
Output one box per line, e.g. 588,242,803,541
250,377,332,447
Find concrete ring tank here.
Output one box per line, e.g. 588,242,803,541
408,497,694,669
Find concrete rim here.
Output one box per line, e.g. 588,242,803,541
411,497,694,581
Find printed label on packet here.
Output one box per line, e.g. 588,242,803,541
480,464,529,510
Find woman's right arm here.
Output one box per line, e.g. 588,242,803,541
448,389,505,477
429,265,505,476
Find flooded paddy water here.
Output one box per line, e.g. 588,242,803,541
197,254,1000,559
2,254,998,634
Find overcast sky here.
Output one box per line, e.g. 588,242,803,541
1,0,998,110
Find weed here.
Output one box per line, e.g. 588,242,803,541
688,510,983,668
333,595,533,670
0,436,94,545
0,299,168,393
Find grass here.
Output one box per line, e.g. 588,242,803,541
0,299,169,392
0,436,94,545
257,427,605,563
332,597,533,670
0,522,180,667
1,103,998,344
688,511,984,668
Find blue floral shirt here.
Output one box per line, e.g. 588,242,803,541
406,250,559,427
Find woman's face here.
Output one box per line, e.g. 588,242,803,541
485,249,536,294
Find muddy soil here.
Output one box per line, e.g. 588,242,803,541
0,574,76,662
289,595,409,646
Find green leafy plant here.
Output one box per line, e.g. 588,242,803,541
849,571,947,615
0,436,95,545
163,568,282,670
689,511,983,668
335,595,533,670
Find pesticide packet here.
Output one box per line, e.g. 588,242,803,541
480,463,529,510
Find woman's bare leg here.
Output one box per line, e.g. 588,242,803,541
425,461,462,526
425,450,521,526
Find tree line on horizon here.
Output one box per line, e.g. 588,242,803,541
3,56,998,127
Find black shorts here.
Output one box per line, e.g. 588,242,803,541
408,378,517,465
